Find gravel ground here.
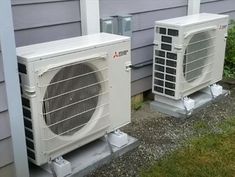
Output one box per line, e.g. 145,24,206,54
87,83,235,177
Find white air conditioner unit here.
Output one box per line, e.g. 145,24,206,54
153,13,229,100
17,33,131,166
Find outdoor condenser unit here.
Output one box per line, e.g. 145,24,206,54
153,13,229,100
151,13,229,117
17,33,131,166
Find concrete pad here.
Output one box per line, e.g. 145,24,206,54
29,135,139,177
151,89,230,118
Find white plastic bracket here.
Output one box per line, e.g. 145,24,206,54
108,130,129,148
51,156,72,177
182,96,195,117
209,84,223,99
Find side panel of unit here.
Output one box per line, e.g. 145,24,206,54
17,59,40,164
153,25,181,99
107,40,131,130
211,17,229,83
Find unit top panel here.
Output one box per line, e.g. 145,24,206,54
17,33,130,62
155,13,228,27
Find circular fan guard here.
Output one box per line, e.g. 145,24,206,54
183,31,213,83
43,63,101,136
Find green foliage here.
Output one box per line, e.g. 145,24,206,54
224,20,235,78
141,117,235,177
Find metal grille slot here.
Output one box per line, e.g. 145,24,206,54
25,129,34,140
154,86,164,93
26,139,35,150
27,149,36,160
18,63,27,74
154,31,177,97
22,97,30,108
155,50,165,57
168,29,179,36
154,79,164,87
162,36,172,43
161,43,172,51
159,27,166,34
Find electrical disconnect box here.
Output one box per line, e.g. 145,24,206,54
100,17,115,34
100,15,132,37
118,15,132,37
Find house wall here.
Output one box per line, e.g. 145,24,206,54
0,53,15,176
10,0,235,96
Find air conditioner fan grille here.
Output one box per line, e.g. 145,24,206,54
43,63,101,136
183,31,214,83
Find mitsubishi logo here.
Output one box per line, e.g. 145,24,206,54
113,51,119,59
113,50,129,59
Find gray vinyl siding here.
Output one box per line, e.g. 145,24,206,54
0,82,8,112
0,164,15,177
9,0,235,96
0,52,15,175
0,55,4,82
0,111,11,141
201,0,235,20
0,138,14,168
12,0,81,47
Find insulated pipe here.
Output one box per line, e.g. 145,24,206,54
188,0,201,15
80,0,100,35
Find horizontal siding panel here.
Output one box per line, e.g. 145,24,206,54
223,10,235,20
0,83,8,112
132,45,153,65
132,28,154,49
12,1,80,30
131,76,152,96
100,0,187,16
201,0,235,14
0,163,15,177
15,22,81,47
0,53,4,82
201,0,223,3
0,138,14,168
0,111,11,140
131,65,152,82
12,0,72,5
132,6,187,32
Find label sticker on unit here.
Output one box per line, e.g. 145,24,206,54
113,50,129,59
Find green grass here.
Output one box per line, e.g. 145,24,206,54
141,117,235,177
